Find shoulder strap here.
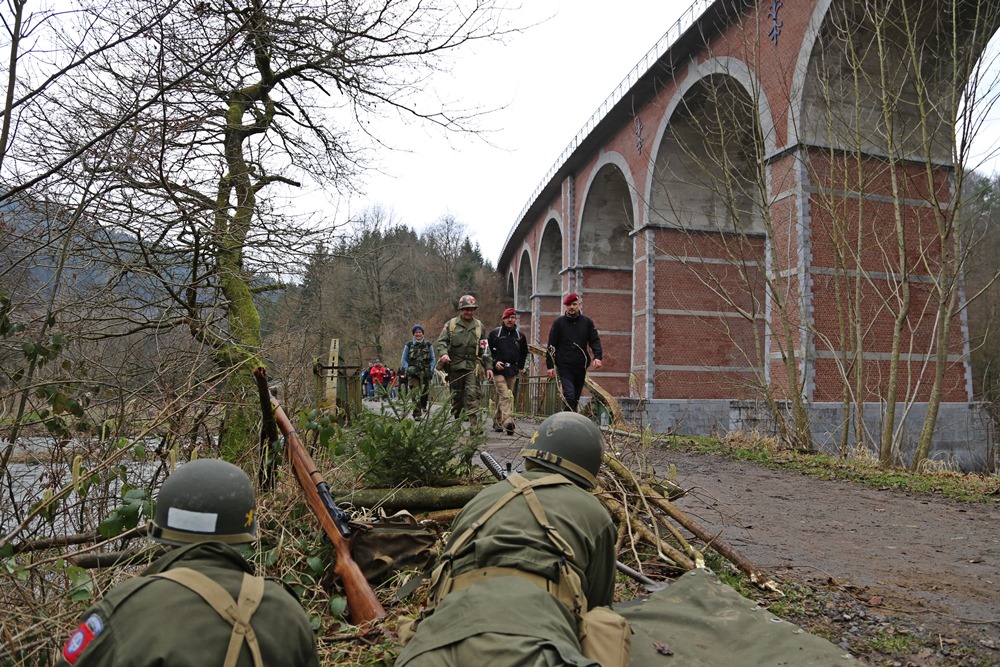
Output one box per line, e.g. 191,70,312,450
428,474,581,608
153,568,265,667
447,317,481,340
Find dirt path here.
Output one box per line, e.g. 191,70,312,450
657,449,1000,626
482,422,1000,664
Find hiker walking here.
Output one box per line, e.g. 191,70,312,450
488,307,528,435
546,293,603,412
436,294,493,428
370,361,388,400
401,324,435,419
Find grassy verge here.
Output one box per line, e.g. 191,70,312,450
657,433,999,504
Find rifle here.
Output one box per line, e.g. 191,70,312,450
253,368,385,623
478,450,666,593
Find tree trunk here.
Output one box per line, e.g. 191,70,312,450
330,485,487,512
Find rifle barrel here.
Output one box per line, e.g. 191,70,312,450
479,450,508,480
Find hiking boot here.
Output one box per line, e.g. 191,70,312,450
492,422,503,433
505,422,515,436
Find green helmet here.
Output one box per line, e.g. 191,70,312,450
520,412,604,489
457,294,478,309
150,459,257,546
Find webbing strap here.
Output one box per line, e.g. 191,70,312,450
429,473,586,616
442,473,570,563
508,474,577,561
153,568,265,667
448,566,581,613
448,317,482,341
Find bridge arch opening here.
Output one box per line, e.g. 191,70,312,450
579,162,634,267
537,218,563,295
516,249,533,312
795,0,986,161
650,73,765,234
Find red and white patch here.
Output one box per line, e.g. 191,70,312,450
62,614,104,664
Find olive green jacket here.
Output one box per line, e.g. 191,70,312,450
435,316,491,373
395,471,616,666
56,541,319,667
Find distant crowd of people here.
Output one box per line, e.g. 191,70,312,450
360,292,603,435
360,360,401,401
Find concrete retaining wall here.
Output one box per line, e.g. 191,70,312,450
615,398,997,473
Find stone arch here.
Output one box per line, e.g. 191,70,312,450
647,65,770,234
642,62,770,402
506,271,515,303
537,217,563,294
516,249,533,311
792,0,986,161
578,158,635,267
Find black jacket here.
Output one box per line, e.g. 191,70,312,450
488,325,528,378
545,314,602,370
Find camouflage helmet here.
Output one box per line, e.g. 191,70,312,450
150,459,257,546
520,412,604,489
457,294,478,309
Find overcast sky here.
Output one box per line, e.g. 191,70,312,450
284,0,1000,266
290,1,691,265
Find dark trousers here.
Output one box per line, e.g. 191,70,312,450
406,375,431,415
556,365,586,412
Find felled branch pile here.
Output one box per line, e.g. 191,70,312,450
597,451,780,592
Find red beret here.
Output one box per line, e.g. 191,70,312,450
563,293,580,306
502,308,517,318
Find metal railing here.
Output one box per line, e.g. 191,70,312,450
480,375,562,419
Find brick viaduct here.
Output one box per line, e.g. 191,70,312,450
496,0,998,469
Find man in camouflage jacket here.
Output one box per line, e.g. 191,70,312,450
436,294,493,427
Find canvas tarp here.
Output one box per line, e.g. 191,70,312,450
618,569,857,666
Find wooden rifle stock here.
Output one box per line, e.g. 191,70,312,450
255,371,385,623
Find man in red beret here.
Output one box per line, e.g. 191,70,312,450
545,293,603,412
488,308,529,435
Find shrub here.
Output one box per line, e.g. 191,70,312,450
338,390,484,487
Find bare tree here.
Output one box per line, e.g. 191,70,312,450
1,0,513,456
806,0,1000,468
